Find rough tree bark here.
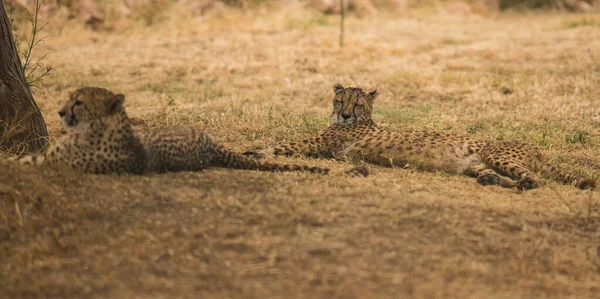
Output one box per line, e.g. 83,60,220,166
0,0,48,153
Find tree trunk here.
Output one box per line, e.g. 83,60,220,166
0,0,48,153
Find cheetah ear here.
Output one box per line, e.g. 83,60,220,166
107,93,125,115
333,83,344,93
368,89,378,100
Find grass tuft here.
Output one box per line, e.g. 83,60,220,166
565,131,589,144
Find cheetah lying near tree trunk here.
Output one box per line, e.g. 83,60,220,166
10,87,367,177
246,84,595,190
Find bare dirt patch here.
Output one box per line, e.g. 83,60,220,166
2,8,600,298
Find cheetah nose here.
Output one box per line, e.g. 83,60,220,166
58,111,66,117
341,112,351,119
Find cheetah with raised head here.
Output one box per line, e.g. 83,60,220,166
253,83,595,190
11,87,339,175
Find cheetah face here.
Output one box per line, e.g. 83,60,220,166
58,87,125,132
329,83,377,126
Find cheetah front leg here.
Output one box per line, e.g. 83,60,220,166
465,163,516,188
8,153,47,166
244,137,332,159
273,137,332,158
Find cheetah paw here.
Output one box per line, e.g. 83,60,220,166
477,173,500,186
577,179,596,190
516,177,540,190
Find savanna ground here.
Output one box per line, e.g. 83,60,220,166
2,4,600,298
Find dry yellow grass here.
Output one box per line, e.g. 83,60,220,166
1,6,600,298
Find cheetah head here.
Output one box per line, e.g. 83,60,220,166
58,87,125,132
329,83,378,126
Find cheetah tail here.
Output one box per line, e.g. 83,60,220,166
257,161,330,175
217,147,329,174
540,163,596,190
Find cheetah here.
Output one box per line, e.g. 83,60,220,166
10,87,342,175
250,83,595,190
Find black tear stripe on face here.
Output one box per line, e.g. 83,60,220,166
352,92,360,120
70,102,78,126
69,101,93,126
332,101,341,123
338,99,345,122
67,89,84,126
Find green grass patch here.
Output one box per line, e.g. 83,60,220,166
565,131,589,144
564,18,600,29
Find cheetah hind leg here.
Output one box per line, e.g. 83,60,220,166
465,163,516,188
487,160,545,190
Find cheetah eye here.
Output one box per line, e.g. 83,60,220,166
355,104,364,107
74,100,83,106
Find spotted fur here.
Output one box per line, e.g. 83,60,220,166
11,87,330,175
265,84,595,190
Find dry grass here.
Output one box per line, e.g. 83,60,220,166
2,6,600,298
